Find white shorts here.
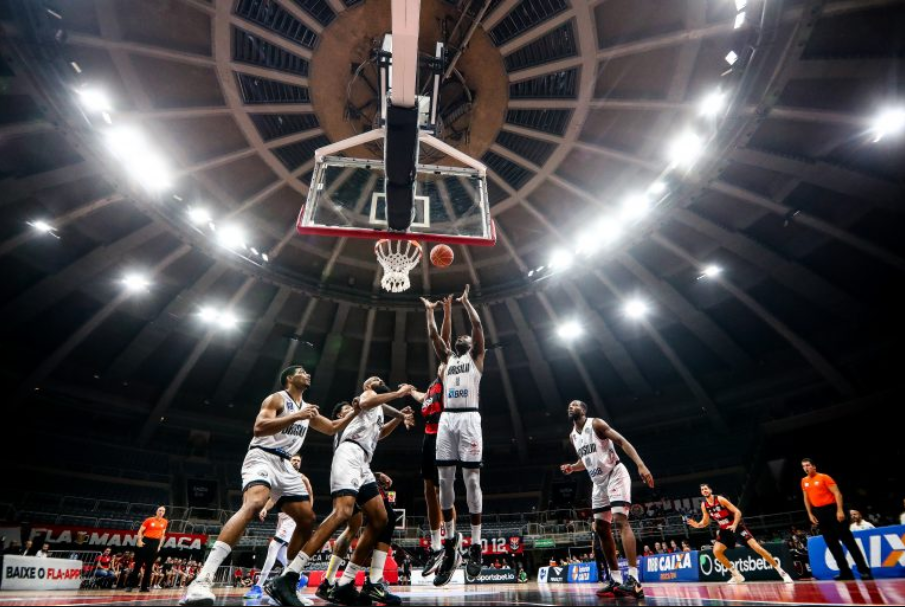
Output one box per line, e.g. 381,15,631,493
241,448,309,503
274,512,297,544
330,442,377,499
435,411,483,468
591,463,632,521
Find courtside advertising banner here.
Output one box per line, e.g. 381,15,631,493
420,536,523,555
28,525,207,553
0,556,82,591
808,525,905,580
567,563,598,583
537,565,567,583
698,542,793,582
640,551,700,583
472,567,517,584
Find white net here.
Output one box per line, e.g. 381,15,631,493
375,239,422,293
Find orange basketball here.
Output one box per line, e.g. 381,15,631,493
430,244,454,267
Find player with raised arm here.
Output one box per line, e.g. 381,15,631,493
560,400,653,599
426,285,486,586
180,366,358,607
413,295,455,577
687,484,794,584
266,379,414,607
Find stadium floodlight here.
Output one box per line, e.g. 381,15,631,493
734,11,746,29
725,51,739,66
28,220,55,234
620,195,650,222
557,321,584,340
701,264,722,279
219,311,239,330
624,299,649,320
122,273,151,292
188,207,212,225
217,225,246,250
699,91,727,117
668,131,704,168
105,127,172,191
870,107,905,142
735,0,747,11
76,88,112,113
549,249,574,270
647,181,667,197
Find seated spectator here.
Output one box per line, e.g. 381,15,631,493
492,558,502,569
94,548,115,588
669,540,680,553
234,567,244,588
20,540,34,556
850,510,875,532
681,541,691,553
654,542,664,555
518,568,528,583
642,545,653,557
35,543,51,558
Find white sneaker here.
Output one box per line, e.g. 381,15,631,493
295,591,314,606
178,575,215,606
780,570,794,584
728,571,746,585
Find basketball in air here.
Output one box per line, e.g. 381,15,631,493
430,244,454,268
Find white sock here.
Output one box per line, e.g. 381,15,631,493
471,525,482,545
325,555,344,582
611,569,623,584
338,562,363,587
431,529,442,551
628,566,638,580
286,551,311,575
258,541,282,585
199,541,231,580
443,520,455,540
370,550,388,583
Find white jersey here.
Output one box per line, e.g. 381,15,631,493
248,391,311,457
336,403,384,462
443,353,481,411
570,418,621,486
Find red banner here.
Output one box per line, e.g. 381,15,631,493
28,524,208,552
419,536,523,555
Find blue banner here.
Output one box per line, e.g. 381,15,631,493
567,563,598,583
808,525,905,580
640,551,700,583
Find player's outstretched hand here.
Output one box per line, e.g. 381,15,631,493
397,384,415,396
298,404,319,420
420,297,439,310
685,518,695,527
560,463,573,475
457,284,471,303
639,465,655,488
376,472,393,488
259,508,269,522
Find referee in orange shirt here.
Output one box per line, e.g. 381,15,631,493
801,459,872,581
127,506,169,592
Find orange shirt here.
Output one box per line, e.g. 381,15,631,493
141,517,168,540
801,473,838,508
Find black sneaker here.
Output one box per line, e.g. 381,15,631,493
614,575,644,599
421,548,444,576
465,544,482,579
596,580,618,597
264,571,303,607
432,533,463,587
361,579,401,605
331,581,371,606
315,579,336,602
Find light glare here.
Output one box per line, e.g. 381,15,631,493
188,207,212,225
648,181,667,197
735,0,747,10
105,127,172,191
76,88,112,113
620,195,650,222
702,265,722,278
557,321,583,340
700,91,727,117
734,11,746,29
625,299,649,320
29,220,54,234
217,225,246,250
668,131,704,168
550,249,574,270
725,51,739,66
870,107,905,142
122,274,151,292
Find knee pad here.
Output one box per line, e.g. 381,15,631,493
463,468,482,515
379,504,397,545
438,466,456,511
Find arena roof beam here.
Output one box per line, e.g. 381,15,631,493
504,298,565,408
14,245,190,402
116,106,233,120
389,310,408,387
0,161,101,207
276,298,320,389
309,303,352,404
480,0,520,30
0,119,54,143
651,234,856,398
498,9,576,57
211,287,293,405
66,33,216,68
229,18,313,61
356,308,378,389
230,63,310,89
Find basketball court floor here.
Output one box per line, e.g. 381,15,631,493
0,581,903,606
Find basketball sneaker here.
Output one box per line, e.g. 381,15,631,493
315,579,336,602
265,571,304,607
465,544,482,578
421,548,444,576
361,578,401,605
779,569,794,584
614,574,644,598
596,580,618,597
728,570,746,585
331,581,371,606
433,533,463,587
244,584,263,599
178,574,215,606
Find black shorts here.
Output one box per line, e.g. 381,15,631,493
716,525,754,549
421,433,439,485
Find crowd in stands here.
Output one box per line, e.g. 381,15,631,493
82,549,202,590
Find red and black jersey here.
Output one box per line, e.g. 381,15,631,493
421,378,444,435
704,496,735,530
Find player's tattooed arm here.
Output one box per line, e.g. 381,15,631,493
592,418,655,488
422,297,451,363
254,394,319,437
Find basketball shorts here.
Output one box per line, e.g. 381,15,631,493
241,448,309,503
435,410,483,468
273,512,297,545
591,463,632,521
421,433,440,484
716,525,754,549
330,441,379,503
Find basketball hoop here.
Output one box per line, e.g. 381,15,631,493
375,239,422,293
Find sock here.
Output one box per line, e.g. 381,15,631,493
258,541,283,585
628,566,638,580
199,541,231,580
431,529,442,551
338,562,363,587
470,525,482,546
611,569,623,584
443,520,455,540
286,551,311,575
325,555,344,582
370,550,388,583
